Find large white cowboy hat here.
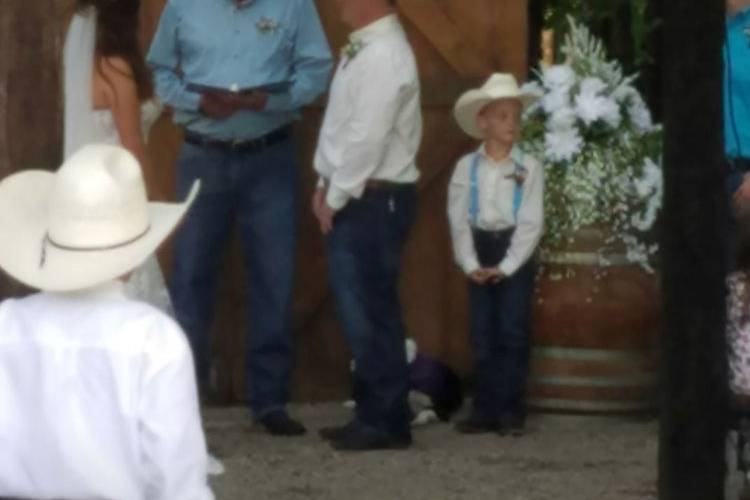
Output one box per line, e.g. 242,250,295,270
0,143,199,292
453,73,539,139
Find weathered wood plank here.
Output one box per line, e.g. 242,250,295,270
399,0,495,76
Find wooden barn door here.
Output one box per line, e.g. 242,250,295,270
295,0,529,403
0,0,528,403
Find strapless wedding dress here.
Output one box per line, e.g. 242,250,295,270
91,100,174,315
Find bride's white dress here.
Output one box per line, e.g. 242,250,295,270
91,100,174,315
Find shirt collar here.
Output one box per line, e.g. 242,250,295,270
477,144,520,168
349,14,401,44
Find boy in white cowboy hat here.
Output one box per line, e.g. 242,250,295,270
0,144,214,499
448,73,544,436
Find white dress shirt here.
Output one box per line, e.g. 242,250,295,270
0,280,214,500
447,145,544,276
314,14,422,210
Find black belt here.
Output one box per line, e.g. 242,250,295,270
364,179,414,192
184,126,290,153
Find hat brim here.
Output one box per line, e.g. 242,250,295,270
453,90,539,139
0,170,200,292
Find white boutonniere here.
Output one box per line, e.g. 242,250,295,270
256,17,279,34
505,166,528,185
340,40,364,68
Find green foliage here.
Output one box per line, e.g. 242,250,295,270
543,0,658,74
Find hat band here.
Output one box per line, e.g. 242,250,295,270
39,225,152,268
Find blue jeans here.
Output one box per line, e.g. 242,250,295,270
327,184,417,438
170,138,298,417
468,229,535,422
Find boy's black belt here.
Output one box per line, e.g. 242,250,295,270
184,126,290,153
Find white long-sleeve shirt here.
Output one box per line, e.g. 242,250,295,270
0,280,214,500
314,14,422,210
447,145,544,276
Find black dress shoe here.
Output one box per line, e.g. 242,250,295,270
319,421,357,441
258,411,307,436
329,426,412,451
497,415,525,437
454,415,498,434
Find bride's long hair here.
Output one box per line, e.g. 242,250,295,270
75,0,153,100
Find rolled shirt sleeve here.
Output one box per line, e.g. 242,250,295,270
265,0,333,112
146,0,201,113
325,50,411,210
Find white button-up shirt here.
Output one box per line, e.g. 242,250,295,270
447,145,544,276
0,281,213,500
314,14,422,210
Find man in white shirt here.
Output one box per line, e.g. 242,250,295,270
312,0,422,451
0,145,213,500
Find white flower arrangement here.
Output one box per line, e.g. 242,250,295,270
520,18,662,271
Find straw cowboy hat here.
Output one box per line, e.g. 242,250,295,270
0,144,199,292
453,73,539,139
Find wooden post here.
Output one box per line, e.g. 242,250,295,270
0,0,69,299
658,0,727,498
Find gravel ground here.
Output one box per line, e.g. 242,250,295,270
204,403,657,500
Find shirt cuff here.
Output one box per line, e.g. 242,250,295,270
316,177,326,189
499,258,518,277
265,92,292,112
325,184,350,210
461,256,480,275
184,90,202,112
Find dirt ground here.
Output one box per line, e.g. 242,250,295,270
204,403,657,500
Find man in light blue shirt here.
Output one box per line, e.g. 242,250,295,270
147,0,332,436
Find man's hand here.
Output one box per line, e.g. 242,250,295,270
316,201,337,235
199,89,269,118
311,186,326,221
199,91,236,119
228,90,269,111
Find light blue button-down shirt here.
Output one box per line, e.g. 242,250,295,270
147,0,333,140
725,7,750,158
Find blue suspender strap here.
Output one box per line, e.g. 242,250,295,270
512,151,524,223
469,153,480,226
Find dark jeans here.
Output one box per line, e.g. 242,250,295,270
468,228,535,422
170,138,298,417
327,183,417,438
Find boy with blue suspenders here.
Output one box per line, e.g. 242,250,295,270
448,74,544,435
